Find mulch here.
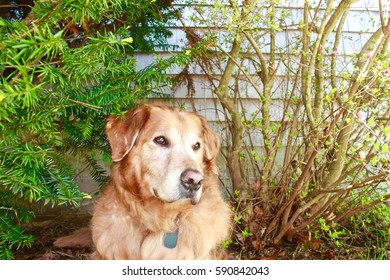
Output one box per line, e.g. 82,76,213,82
14,212,93,260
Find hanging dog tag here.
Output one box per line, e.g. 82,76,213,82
163,229,178,249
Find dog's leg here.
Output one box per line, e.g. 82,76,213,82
54,227,93,249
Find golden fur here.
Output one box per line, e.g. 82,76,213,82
90,105,232,259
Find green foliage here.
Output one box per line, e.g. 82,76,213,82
0,191,36,259
0,0,181,259
313,201,390,259
317,218,347,249
350,195,390,259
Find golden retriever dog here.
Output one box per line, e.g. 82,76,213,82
90,104,232,259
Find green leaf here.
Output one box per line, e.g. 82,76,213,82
268,21,282,31
102,153,111,163
384,126,390,137
367,117,375,127
0,93,6,103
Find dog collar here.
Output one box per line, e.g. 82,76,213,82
163,229,178,249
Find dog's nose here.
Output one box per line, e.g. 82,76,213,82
180,169,203,191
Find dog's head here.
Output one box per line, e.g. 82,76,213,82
106,105,220,205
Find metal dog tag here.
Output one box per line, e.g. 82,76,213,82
163,229,178,249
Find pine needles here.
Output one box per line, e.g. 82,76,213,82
0,0,179,259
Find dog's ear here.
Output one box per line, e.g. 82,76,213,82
199,116,220,163
106,105,151,162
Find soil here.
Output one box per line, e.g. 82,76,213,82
13,212,379,260
14,212,93,260
12,214,320,260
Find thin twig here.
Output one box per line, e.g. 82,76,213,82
67,98,102,110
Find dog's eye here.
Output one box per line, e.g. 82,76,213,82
154,136,169,147
192,142,201,151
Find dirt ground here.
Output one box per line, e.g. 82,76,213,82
14,208,384,260
14,212,343,260
14,212,93,260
